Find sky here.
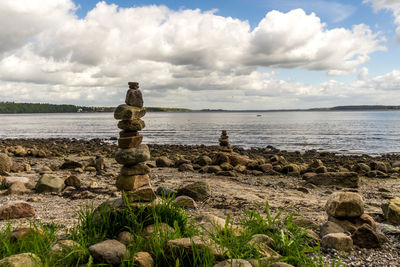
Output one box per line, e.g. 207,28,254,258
0,0,400,110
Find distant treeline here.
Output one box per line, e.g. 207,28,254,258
0,102,191,113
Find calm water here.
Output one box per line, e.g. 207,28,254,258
0,111,400,153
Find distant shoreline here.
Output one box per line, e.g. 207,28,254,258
1,102,400,114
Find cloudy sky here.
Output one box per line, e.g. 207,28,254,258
0,0,400,109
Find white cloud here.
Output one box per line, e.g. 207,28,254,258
0,0,391,109
364,0,400,41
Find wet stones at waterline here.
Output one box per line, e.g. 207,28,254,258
114,82,156,202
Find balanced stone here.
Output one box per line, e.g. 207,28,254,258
126,185,157,202
119,131,138,138
120,163,150,176
125,89,143,107
114,104,146,120
115,144,150,165
118,135,143,149
116,174,151,191
128,82,139,89
118,119,145,131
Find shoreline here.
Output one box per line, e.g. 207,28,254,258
1,137,400,156
1,138,400,265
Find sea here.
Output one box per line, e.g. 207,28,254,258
0,111,400,154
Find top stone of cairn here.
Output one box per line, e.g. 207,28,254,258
128,82,139,89
126,82,143,107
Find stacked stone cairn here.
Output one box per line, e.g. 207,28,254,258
320,191,387,251
114,82,156,202
219,130,232,152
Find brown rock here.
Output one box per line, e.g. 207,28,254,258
118,119,145,131
128,81,139,89
125,89,144,107
134,251,154,267
64,175,81,188
319,221,345,237
0,153,12,173
118,231,133,245
351,224,387,248
156,156,173,167
165,236,226,260
142,223,175,239
0,201,35,220
303,172,360,188
8,181,30,195
0,253,41,267
325,192,364,218
118,135,143,149
9,227,43,242
116,174,150,190
119,131,139,138
174,195,197,209
114,104,146,120
115,145,150,166
381,197,400,224
120,163,150,176
321,233,353,251
126,186,157,202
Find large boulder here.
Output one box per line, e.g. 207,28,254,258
325,192,364,218
303,172,360,188
35,174,65,193
0,153,12,173
0,201,35,220
115,145,151,165
88,239,128,265
0,253,41,267
382,197,400,224
177,181,211,201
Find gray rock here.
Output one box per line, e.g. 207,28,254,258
51,240,80,255
36,174,65,193
142,223,175,239
155,186,177,197
115,145,150,165
88,239,128,265
376,223,400,235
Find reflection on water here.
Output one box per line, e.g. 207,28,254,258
0,111,399,153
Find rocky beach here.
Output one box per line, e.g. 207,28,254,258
1,136,400,266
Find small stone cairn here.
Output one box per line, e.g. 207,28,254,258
114,82,156,202
219,130,232,152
